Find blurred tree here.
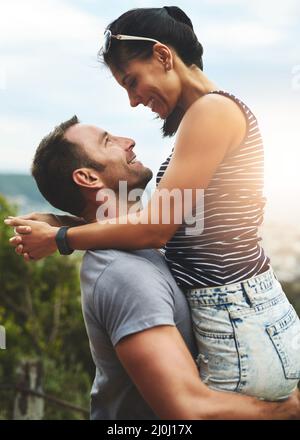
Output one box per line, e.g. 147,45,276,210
0,194,94,419
282,280,300,317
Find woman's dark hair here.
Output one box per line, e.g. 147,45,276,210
102,6,204,137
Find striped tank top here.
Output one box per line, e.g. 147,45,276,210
156,90,270,288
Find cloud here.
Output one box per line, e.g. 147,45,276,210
0,116,50,171
203,0,300,26
197,0,299,52
0,0,299,193
0,0,104,53
251,0,300,26
0,0,172,175
0,0,108,131
199,22,284,49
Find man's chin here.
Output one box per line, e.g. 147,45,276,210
131,168,153,191
142,167,153,185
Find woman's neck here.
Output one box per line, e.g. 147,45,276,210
177,65,219,112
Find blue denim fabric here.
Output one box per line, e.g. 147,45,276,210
186,267,300,400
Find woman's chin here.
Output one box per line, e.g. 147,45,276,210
158,106,171,120
154,102,170,120
162,108,173,120
153,110,166,120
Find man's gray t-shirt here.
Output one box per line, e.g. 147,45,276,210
80,248,198,420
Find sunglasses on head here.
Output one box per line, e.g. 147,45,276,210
100,29,160,55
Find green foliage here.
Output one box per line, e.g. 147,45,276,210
282,280,300,317
0,194,94,419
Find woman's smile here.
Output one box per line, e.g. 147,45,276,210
146,96,168,119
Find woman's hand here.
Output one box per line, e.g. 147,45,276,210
7,212,63,227
8,212,87,228
4,217,59,261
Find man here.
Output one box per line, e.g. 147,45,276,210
6,116,300,419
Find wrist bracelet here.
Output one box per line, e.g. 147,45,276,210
55,226,74,255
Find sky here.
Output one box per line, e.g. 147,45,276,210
0,0,299,221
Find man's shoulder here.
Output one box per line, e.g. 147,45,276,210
81,248,166,274
81,248,127,275
80,248,172,294
80,249,180,331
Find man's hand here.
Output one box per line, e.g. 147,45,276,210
272,389,300,420
4,217,59,261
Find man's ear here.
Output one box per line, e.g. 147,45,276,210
72,168,104,190
153,43,173,71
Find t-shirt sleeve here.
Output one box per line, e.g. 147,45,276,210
92,257,176,346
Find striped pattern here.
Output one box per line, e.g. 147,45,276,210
156,90,270,288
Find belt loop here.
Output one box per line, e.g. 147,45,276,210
241,281,254,307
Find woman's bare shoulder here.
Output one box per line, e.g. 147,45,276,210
179,92,247,148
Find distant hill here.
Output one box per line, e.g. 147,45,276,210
0,173,63,215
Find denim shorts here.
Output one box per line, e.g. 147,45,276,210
186,267,300,400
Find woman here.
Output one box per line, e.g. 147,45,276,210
7,6,300,399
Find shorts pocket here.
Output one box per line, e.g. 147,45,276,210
194,326,242,393
266,305,300,379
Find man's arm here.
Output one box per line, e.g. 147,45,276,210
116,325,300,420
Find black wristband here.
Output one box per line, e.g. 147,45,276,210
55,226,74,255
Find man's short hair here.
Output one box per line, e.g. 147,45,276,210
31,116,105,216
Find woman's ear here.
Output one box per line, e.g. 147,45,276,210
73,168,104,190
153,43,173,71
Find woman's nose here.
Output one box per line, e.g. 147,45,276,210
129,92,141,108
